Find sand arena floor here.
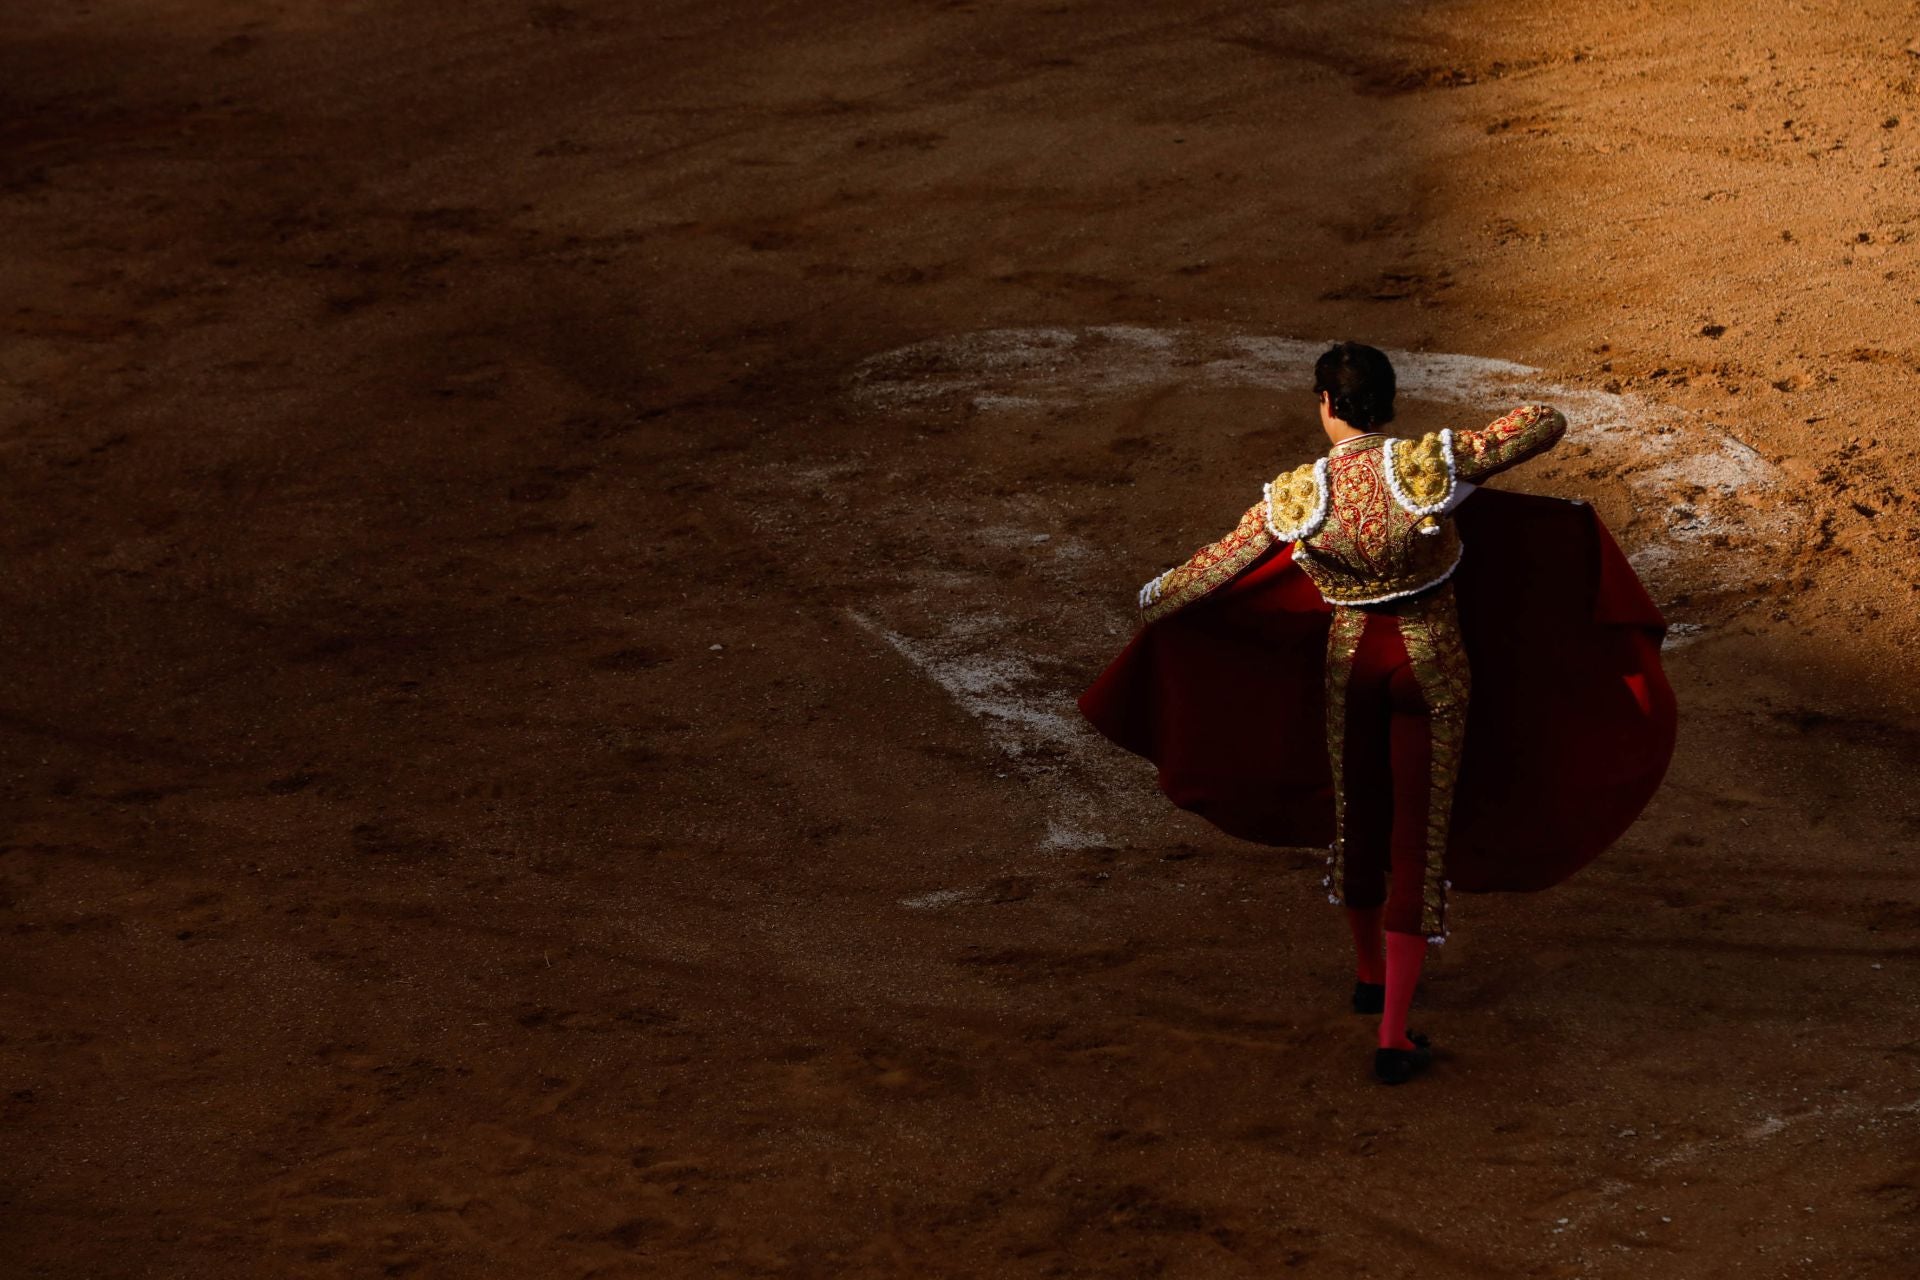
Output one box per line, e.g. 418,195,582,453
4,2,1919,1276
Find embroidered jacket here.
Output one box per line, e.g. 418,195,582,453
1138,404,1567,622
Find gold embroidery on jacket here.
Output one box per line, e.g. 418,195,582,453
1141,405,1565,625
1297,439,1462,605
1326,445,1394,574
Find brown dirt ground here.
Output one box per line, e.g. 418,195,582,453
4,1,1919,1276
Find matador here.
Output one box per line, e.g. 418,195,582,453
1080,341,1676,1084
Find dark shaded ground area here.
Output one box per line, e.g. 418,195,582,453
3,2,1918,1276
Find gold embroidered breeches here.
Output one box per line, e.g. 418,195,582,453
1322,582,1471,941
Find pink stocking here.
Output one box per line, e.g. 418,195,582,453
1380,930,1428,1050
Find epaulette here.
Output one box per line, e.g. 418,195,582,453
1384,429,1460,535
1263,458,1330,542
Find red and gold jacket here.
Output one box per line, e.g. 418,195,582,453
1138,404,1567,623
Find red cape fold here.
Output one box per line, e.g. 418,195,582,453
1077,488,1676,893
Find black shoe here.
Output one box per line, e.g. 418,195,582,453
1351,981,1385,1014
1372,1033,1433,1085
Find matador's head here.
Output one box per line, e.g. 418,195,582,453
1313,341,1397,440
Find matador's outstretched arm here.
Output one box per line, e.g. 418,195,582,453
1384,403,1570,530
1136,460,1327,626
1449,403,1567,482
1137,498,1275,627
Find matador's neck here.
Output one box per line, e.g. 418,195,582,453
1329,432,1388,455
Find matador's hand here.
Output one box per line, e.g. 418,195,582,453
1138,572,1168,611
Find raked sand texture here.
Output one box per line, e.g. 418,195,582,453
3,3,1918,1278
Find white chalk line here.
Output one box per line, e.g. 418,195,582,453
846,589,1145,909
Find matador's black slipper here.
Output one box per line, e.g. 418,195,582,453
1351,981,1385,1014
1372,1032,1433,1086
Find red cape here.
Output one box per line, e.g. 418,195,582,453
1077,488,1676,893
